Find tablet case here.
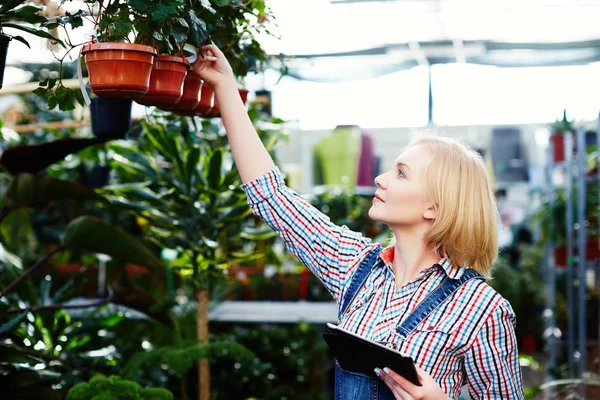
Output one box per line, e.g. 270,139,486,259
323,324,421,386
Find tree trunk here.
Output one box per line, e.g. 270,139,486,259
196,290,210,400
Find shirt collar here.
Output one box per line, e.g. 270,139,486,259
377,245,466,280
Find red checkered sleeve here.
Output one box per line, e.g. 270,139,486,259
464,298,525,399
241,167,372,302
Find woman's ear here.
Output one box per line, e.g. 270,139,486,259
423,203,437,221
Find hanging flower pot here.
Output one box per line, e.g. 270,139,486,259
207,88,250,118
90,97,132,140
194,82,215,117
135,55,189,107
82,43,157,98
0,34,11,90
169,70,203,114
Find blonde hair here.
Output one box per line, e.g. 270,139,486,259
394,134,499,278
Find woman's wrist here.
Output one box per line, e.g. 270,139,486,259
213,76,238,96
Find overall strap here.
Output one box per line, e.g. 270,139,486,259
339,246,383,317
396,268,484,339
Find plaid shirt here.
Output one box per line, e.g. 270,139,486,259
241,168,525,399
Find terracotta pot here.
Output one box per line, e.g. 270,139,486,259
125,264,149,278
135,55,189,107
550,134,565,163
555,238,600,267
194,83,214,116
82,43,157,99
520,334,537,354
207,88,250,118
170,71,203,112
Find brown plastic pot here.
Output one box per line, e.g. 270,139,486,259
135,55,189,107
82,43,157,98
171,70,203,111
194,83,215,116
207,88,250,118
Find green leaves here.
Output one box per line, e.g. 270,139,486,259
62,216,163,271
206,149,223,189
0,137,105,175
3,5,46,24
3,174,104,210
0,0,26,14
0,22,64,48
33,79,85,111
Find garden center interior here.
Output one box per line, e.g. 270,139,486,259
0,0,600,399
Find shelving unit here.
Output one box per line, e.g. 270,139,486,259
544,125,600,391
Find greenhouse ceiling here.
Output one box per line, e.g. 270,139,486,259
3,0,600,84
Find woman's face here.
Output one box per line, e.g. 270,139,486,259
368,144,436,228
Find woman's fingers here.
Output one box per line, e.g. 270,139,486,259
376,367,421,399
202,42,224,57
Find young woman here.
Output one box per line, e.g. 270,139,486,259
193,44,525,400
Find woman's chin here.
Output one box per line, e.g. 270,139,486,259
367,207,381,221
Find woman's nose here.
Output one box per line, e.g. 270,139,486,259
374,173,386,189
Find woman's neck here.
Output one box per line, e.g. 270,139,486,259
390,228,439,290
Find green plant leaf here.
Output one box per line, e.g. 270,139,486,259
0,0,26,14
3,174,104,209
8,35,30,48
185,147,201,190
62,216,163,270
0,137,105,175
240,227,277,241
0,312,27,336
4,5,46,24
206,149,223,188
1,23,64,47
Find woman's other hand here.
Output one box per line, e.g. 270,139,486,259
192,43,234,90
374,365,451,400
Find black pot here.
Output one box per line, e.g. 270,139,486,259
90,97,132,140
0,34,11,90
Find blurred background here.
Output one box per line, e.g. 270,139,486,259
0,0,599,399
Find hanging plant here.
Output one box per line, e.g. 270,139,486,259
0,1,63,90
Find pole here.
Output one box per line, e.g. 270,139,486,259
576,127,587,383
545,141,557,381
564,131,575,378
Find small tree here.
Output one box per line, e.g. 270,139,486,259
104,111,285,400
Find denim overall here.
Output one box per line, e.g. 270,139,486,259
334,247,483,399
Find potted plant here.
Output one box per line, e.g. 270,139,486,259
550,109,574,163
534,184,600,266
66,375,174,400
0,1,62,89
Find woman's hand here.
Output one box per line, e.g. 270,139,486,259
374,365,451,400
191,43,234,90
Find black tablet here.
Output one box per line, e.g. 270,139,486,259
323,323,421,386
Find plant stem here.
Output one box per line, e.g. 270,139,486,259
0,247,62,299
6,297,110,315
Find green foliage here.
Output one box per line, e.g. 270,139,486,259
211,322,332,400
66,375,174,400
62,215,164,271
489,245,545,340
32,78,85,112
123,341,255,379
533,183,599,246
104,111,286,292
0,2,64,48
2,174,103,210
